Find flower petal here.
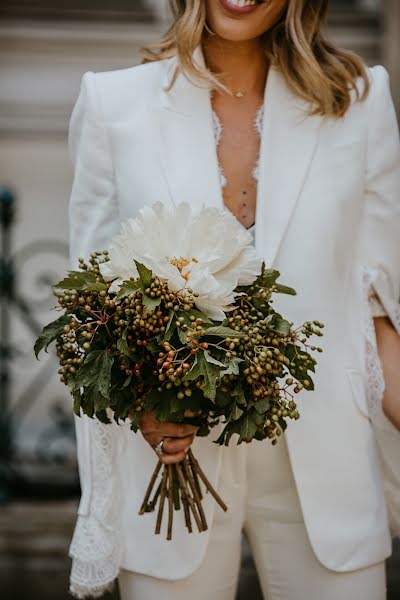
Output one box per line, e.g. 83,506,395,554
101,201,261,318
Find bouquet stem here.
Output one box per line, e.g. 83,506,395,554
139,449,227,539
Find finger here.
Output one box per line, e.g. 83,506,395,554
157,422,198,438
163,434,194,455
140,432,161,448
160,450,187,465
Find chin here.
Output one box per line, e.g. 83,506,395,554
209,23,265,43
205,0,287,43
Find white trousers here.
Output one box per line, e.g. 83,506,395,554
119,437,386,600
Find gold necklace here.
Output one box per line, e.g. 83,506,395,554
233,90,246,99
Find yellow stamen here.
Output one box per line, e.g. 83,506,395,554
168,256,198,281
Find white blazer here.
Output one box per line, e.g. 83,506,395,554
68,47,400,597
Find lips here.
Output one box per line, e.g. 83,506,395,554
220,0,262,16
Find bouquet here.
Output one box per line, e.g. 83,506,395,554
35,202,323,539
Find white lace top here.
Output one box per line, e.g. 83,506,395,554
68,105,399,600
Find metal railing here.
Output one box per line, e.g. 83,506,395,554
0,187,77,501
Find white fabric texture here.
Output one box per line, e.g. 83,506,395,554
363,268,400,539
212,106,400,539
118,437,386,600
69,419,123,598
67,72,124,599
67,52,400,598
211,106,387,421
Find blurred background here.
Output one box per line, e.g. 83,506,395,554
0,1,399,599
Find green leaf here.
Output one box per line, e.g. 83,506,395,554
72,388,82,416
169,394,182,414
214,424,230,446
232,383,246,405
253,268,296,295
203,350,225,367
255,268,280,289
183,354,200,379
82,385,110,414
110,387,136,421
74,350,114,401
134,261,153,291
251,411,264,425
87,282,107,292
177,327,188,344
220,357,243,376
156,390,184,422
54,271,107,293
117,329,130,356
143,294,161,313
183,388,210,413
203,326,246,338
81,387,95,418
238,414,258,443
116,279,140,300
274,283,297,296
123,374,133,388
214,390,232,408
214,420,241,446
130,411,141,432
279,417,288,432
184,351,221,401
34,314,71,358
95,409,111,424
228,402,244,422
163,311,176,342
146,339,160,353
254,396,271,414
144,387,162,412
270,316,292,336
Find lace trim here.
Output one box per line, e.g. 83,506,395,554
211,108,222,145
363,268,386,420
369,293,387,318
363,267,400,538
70,575,115,599
254,104,264,136
211,109,227,190
211,104,264,190
69,419,123,598
252,105,264,183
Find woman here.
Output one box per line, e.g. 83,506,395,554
68,1,400,598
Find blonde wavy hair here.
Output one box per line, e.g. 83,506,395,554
142,0,370,117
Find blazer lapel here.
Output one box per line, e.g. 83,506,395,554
152,48,223,212
255,68,322,266
152,47,321,267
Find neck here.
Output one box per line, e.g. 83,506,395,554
202,35,269,97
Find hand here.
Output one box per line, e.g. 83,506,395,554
375,317,400,431
136,410,199,464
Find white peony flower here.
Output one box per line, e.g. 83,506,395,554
99,202,262,321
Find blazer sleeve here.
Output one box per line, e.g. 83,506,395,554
360,66,400,333
68,72,122,518
69,71,120,267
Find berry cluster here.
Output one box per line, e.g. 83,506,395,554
39,253,323,446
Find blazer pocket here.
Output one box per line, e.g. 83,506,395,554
346,369,371,421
